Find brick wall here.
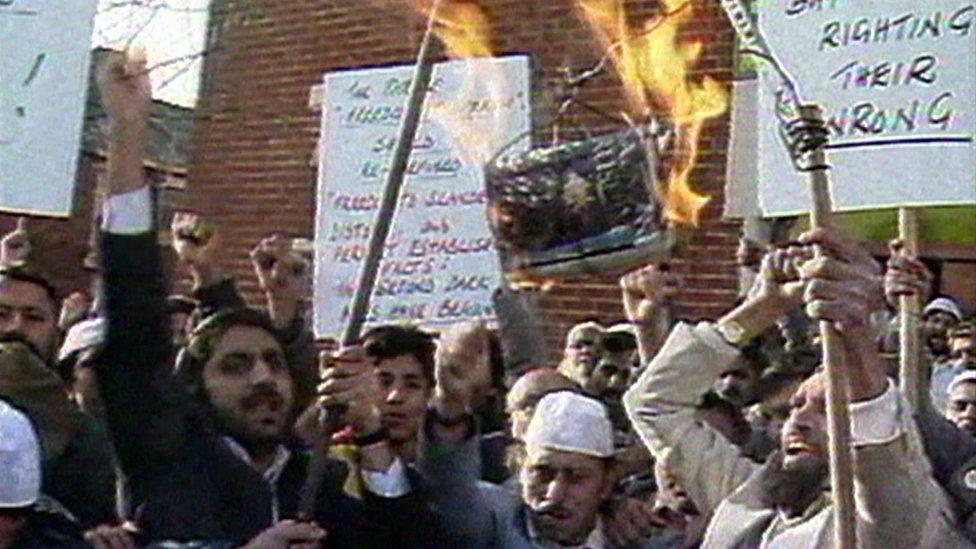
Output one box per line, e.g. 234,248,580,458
0,156,186,301
190,0,741,360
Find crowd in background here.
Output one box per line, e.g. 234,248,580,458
2,50,976,549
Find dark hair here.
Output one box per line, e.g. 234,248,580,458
0,264,57,306
174,308,284,395
362,325,436,384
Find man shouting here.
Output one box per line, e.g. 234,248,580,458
623,229,967,547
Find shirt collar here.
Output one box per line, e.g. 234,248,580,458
222,437,292,486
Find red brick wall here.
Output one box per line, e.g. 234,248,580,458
190,0,741,358
0,156,186,301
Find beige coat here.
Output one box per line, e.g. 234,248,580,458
624,322,971,548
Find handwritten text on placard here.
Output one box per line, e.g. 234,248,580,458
313,57,531,338
757,1,976,215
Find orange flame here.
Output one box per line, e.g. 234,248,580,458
401,0,515,165
576,0,728,226
416,0,493,58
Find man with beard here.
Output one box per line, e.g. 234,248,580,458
558,321,604,390
624,229,963,547
931,322,976,413
0,266,117,529
923,298,964,358
95,50,430,547
420,385,649,548
0,399,87,549
947,372,976,438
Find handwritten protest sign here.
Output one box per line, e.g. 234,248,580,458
756,0,976,216
0,0,98,217
313,56,531,339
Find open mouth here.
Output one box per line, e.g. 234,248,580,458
242,392,284,413
784,437,814,457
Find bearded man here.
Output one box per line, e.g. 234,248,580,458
94,50,434,548
624,229,965,548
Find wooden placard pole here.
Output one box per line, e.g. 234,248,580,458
298,1,444,519
340,1,444,347
899,207,922,406
799,104,857,549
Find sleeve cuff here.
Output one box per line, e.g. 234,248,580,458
102,187,152,234
361,457,410,498
693,322,743,359
850,379,901,447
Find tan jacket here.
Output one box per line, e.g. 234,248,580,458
624,322,970,548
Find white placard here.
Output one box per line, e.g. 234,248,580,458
757,0,976,216
0,0,98,217
314,56,531,339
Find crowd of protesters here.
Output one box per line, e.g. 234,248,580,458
2,50,976,549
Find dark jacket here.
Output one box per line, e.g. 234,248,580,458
0,343,117,527
9,498,88,549
95,227,437,547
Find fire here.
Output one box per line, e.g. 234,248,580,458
401,0,513,165
408,0,493,58
576,0,728,226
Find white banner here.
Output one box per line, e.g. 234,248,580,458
757,0,976,216
0,0,98,217
314,56,531,339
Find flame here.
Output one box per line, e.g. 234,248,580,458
409,0,493,58
576,0,728,226
400,0,515,166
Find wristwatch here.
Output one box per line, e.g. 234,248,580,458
716,319,748,348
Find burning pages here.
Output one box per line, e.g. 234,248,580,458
485,128,673,282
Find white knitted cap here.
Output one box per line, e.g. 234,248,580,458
0,400,41,507
949,370,976,395
925,298,963,322
525,392,614,458
58,317,106,362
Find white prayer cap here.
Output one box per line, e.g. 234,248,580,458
58,317,106,362
0,399,41,508
525,392,614,459
949,371,976,395
925,298,963,322
566,321,604,343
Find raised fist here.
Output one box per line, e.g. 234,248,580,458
883,238,932,307
96,48,151,125
251,234,307,298
749,244,813,305
619,264,677,325
171,212,219,271
59,292,92,332
0,218,30,267
798,228,884,330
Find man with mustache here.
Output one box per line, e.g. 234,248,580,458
0,246,116,528
416,333,671,549
947,371,976,438
624,229,964,547
422,387,635,548
94,49,431,548
558,321,604,390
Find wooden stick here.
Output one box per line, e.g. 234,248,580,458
799,104,857,549
899,207,922,406
298,2,444,519
341,1,444,346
